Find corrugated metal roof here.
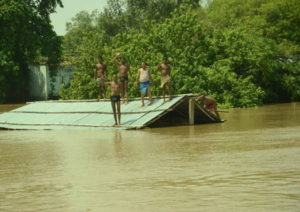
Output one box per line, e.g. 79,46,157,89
0,95,188,130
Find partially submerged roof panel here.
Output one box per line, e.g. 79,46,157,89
0,95,222,130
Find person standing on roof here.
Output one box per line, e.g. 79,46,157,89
112,52,130,104
157,56,173,102
136,62,152,107
105,74,122,126
94,56,107,100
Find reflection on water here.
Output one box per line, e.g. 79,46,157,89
0,102,300,211
0,104,24,113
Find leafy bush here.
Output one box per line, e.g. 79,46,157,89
60,0,300,107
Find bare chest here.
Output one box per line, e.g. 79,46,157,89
96,67,105,79
119,64,128,73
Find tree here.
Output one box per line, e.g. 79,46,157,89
207,0,300,102
0,0,63,103
61,0,300,106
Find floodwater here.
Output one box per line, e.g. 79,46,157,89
0,103,300,212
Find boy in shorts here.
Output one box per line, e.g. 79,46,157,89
112,52,130,104
94,56,107,100
157,56,173,102
105,75,122,125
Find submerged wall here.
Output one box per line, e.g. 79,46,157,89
51,66,73,96
28,64,50,100
29,64,73,100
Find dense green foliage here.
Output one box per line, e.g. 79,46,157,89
0,0,62,102
61,0,300,107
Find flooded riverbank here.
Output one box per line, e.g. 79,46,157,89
0,102,299,211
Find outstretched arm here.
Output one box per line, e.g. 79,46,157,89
112,53,121,67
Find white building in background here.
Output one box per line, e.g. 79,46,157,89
29,63,73,100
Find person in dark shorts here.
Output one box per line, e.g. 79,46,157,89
94,56,107,100
105,75,122,125
112,52,130,104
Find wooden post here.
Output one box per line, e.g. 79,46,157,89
189,98,194,125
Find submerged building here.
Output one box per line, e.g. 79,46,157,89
0,95,222,130
28,62,73,101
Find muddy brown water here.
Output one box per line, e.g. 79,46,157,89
0,103,299,212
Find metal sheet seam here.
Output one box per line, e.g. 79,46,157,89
69,102,116,126
0,121,136,129
9,109,171,114
129,95,186,127
125,98,172,126
139,95,187,127
69,113,92,125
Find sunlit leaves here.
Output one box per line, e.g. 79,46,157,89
0,0,63,102
61,0,300,106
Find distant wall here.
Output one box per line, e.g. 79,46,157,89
28,64,50,100
50,66,73,96
29,64,73,100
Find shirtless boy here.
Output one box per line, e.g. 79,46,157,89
94,56,107,100
196,95,220,119
112,52,130,104
157,56,173,102
105,75,122,126
136,62,152,107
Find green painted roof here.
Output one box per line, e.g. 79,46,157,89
0,95,189,130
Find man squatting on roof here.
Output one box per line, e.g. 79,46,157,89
195,95,220,119
136,62,152,107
